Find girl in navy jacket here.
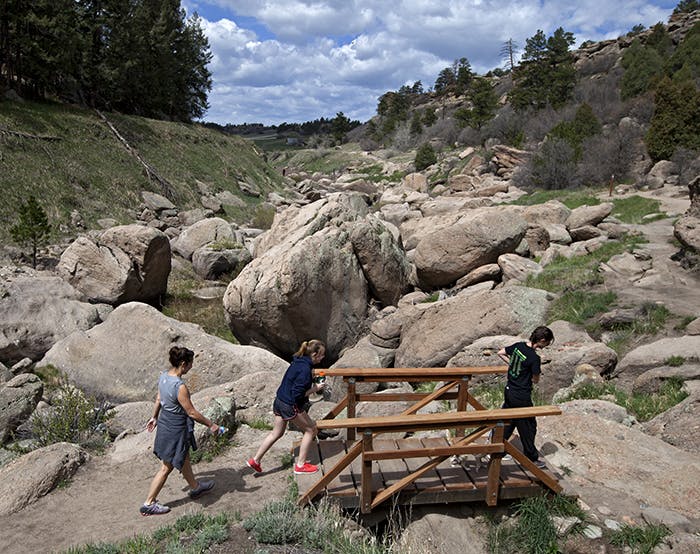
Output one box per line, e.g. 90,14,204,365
247,340,326,474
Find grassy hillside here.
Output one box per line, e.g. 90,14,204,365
0,99,284,240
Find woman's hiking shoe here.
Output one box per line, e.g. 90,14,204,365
140,501,170,516
189,480,215,499
294,462,319,474
246,458,262,473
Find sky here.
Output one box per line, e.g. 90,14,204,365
182,1,680,126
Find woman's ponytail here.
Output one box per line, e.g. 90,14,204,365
294,339,325,357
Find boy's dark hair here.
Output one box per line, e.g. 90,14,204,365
169,345,195,367
530,326,554,344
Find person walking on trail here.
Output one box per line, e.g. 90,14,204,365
497,326,554,468
247,340,326,475
140,346,222,516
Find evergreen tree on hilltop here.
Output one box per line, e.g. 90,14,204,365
509,27,576,111
674,0,699,14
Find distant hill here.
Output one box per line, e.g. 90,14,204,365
0,99,285,241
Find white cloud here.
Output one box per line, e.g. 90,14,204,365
191,1,676,124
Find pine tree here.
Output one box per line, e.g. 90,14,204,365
510,28,576,111
467,77,499,129
10,196,52,269
674,1,699,15
620,39,665,99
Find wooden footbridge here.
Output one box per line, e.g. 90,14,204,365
294,367,562,514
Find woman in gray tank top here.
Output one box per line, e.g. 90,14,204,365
139,346,222,516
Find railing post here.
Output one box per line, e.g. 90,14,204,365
361,429,373,514
456,375,470,438
486,422,504,506
347,378,357,441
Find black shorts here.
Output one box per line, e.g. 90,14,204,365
273,397,303,421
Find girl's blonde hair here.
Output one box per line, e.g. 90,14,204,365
294,339,325,357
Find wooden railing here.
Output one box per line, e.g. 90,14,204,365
297,366,562,513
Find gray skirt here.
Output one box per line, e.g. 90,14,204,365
153,409,197,470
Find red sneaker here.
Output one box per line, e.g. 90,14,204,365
293,462,318,474
246,457,262,473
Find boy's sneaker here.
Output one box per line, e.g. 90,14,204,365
189,480,215,499
534,459,547,469
140,500,170,516
293,462,319,474
246,457,262,473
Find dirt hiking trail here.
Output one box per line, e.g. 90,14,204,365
3,426,291,553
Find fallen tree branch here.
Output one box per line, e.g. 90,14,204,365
94,109,176,200
0,125,61,141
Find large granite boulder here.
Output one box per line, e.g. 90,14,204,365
0,273,110,364
224,226,369,362
413,208,528,288
394,286,552,368
225,193,409,361
57,225,171,305
38,302,287,403
565,203,613,230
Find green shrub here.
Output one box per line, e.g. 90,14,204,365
560,378,688,422
664,355,685,367
31,385,113,448
549,291,617,325
548,103,602,160
208,238,243,251
244,417,273,430
488,494,584,554
415,143,437,171
251,203,276,229
243,496,388,553
610,523,670,554
64,512,231,554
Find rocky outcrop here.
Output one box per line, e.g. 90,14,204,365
0,442,88,516
57,225,171,305
38,302,287,403
0,273,110,364
539,402,700,521
0,373,43,444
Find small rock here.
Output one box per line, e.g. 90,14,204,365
582,524,603,539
